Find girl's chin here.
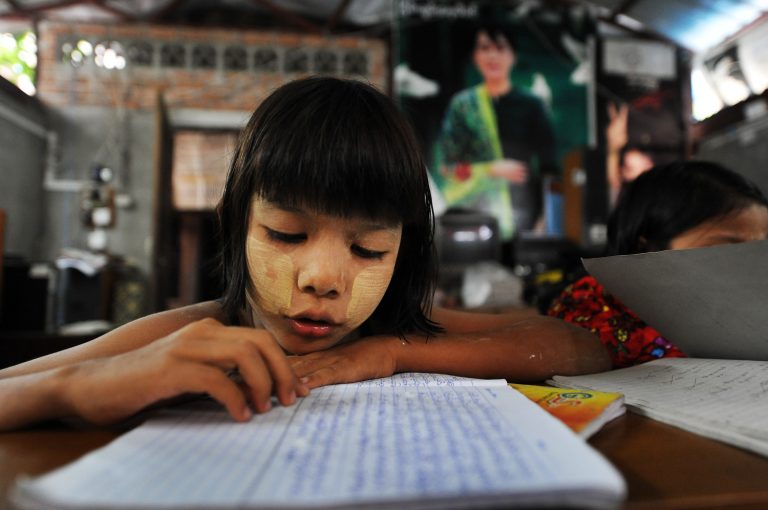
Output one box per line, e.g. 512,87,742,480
278,326,364,355
278,333,346,355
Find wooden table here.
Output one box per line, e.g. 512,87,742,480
1,413,767,509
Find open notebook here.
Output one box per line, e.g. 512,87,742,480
550,358,768,458
12,373,625,509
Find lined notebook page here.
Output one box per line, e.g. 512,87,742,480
551,358,768,456
13,373,624,510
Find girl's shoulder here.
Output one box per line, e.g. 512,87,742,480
449,86,483,107
568,275,604,294
547,275,608,317
162,300,229,324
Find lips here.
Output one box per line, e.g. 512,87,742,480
287,313,339,338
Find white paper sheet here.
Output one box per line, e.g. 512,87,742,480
12,373,625,510
551,358,768,457
582,239,768,361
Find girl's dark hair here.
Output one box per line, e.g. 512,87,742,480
607,160,768,255
217,76,442,337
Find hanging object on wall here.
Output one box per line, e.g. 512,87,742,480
79,163,117,252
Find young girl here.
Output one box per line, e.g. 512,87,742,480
0,77,610,431
548,160,768,368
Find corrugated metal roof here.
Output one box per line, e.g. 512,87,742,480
588,0,768,51
0,0,765,52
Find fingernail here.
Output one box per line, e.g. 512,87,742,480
287,390,296,405
262,399,272,412
300,376,310,384
242,407,252,421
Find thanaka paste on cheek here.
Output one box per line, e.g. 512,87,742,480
346,265,395,326
246,237,294,315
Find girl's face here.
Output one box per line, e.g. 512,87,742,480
245,197,402,354
473,31,515,83
620,149,654,182
669,204,768,250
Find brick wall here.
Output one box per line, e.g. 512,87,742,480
36,21,389,111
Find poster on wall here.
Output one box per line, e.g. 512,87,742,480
394,0,595,246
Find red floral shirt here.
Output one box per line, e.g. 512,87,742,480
547,275,686,368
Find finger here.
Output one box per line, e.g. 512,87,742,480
287,352,325,376
178,325,308,406
182,365,252,422
286,353,339,389
227,346,276,413
619,104,629,120
298,365,347,389
228,327,311,404
166,336,273,412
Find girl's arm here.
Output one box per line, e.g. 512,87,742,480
0,302,307,431
290,307,612,388
0,301,227,378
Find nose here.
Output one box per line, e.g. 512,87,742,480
296,249,346,298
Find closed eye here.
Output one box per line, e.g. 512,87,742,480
265,228,306,244
352,244,387,260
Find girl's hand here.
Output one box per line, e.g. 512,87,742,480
288,336,398,389
606,102,629,153
60,318,309,425
490,159,528,183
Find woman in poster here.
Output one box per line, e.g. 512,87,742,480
434,22,558,243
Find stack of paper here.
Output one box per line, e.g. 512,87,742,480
550,358,768,457
581,240,768,361
12,373,625,509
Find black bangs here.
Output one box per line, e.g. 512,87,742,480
250,79,426,225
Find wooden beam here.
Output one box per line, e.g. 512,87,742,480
247,0,322,34
612,0,641,22
89,0,133,22
1,0,89,16
326,0,352,33
0,0,128,21
145,0,188,23
597,13,685,51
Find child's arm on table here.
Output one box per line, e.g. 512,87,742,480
0,302,306,431
290,307,612,388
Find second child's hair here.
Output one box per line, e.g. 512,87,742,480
217,76,442,337
607,160,768,255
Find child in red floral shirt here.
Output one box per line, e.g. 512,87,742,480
548,161,768,368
